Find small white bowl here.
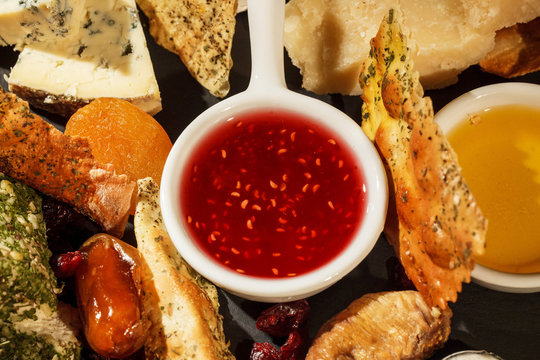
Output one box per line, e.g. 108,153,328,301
160,91,387,302
160,0,387,302
442,350,503,360
434,82,540,293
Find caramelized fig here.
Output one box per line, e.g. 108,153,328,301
75,233,147,358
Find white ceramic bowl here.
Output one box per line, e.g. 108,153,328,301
442,350,503,360
160,89,388,302
434,82,540,293
160,0,387,303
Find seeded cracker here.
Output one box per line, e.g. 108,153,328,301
136,0,237,97
359,10,487,309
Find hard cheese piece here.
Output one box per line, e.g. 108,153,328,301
283,0,540,94
7,0,162,117
0,175,81,359
0,0,86,48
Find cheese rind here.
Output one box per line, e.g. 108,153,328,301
0,0,86,48
7,0,162,116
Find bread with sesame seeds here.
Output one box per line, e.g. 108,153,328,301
136,0,237,97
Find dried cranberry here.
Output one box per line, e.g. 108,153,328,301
280,328,308,360
52,251,85,278
386,256,416,290
250,342,281,360
256,299,310,337
42,196,99,251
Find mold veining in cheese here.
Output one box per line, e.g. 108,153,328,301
7,0,162,116
0,0,86,48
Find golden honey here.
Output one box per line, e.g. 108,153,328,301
447,105,540,274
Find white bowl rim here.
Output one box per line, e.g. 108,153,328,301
160,88,388,302
434,82,540,294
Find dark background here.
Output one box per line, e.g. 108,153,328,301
1,9,539,360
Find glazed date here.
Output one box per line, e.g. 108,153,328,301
75,233,147,358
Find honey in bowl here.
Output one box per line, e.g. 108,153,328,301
180,109,367,278
447,104,540,274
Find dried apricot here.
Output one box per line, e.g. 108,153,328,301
65,98,172,185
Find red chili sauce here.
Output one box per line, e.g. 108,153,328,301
181,109,367,278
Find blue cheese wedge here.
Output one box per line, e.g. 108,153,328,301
7,0,162,117
0,0,86,48
0,175,81,359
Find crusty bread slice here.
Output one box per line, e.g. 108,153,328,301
284,0,540,95
136,0,237,97
0,89,134,238
134,178,235,360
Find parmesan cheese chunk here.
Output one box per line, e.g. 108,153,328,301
284,0,540,94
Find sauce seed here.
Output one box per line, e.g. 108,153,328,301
181,110,367,278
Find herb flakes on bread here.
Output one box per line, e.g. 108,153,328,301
136,0,237,97
134,177,235,360
0,89,134,238
359,10,487,309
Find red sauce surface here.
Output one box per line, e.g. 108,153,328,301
181,109,367,278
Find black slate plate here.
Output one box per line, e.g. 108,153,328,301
1,10,539,360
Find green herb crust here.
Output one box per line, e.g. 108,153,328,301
0,174,80,359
